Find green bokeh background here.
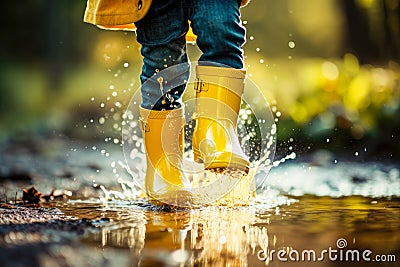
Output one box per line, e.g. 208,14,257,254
0,0,399,160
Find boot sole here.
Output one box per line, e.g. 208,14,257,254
193,148,250,174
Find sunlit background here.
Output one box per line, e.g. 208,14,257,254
0,0,399,160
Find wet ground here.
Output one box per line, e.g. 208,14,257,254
1,138,399,266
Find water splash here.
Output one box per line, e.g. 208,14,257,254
81,61,300,207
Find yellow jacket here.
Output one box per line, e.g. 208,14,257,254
84,0,251,27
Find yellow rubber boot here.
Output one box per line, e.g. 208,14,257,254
139,107,191,204
192,65,250,173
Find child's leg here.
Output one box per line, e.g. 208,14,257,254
189,0,250,174
135,0,190,110
135,1,192,204
189,0,246,68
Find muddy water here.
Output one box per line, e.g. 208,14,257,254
45,196,400,267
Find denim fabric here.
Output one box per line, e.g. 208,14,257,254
135,0,246,110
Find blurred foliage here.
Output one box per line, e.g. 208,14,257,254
247,55,400,158
0,0,399,159
343,0,400,63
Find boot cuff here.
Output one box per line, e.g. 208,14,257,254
196,65,246,79
139,106,184,119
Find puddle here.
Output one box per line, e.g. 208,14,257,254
39,194,400,267
264,160,400,198
1,140,399,266
37,154,400,266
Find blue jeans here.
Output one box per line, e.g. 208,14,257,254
135,0,246,110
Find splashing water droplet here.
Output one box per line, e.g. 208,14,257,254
288,41,295,49
157,76,163,87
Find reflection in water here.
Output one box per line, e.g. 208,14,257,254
189,208,266,266
59,196,400,267
85,206,268,266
